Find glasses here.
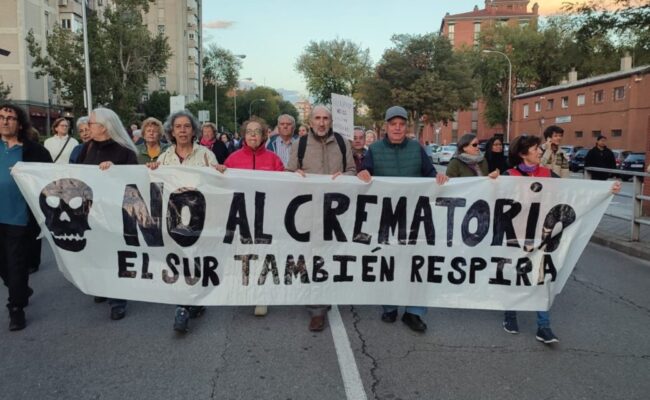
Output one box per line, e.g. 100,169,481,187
0,115,18,123
173,124,192,130
470,142,479,147
245,129,263,136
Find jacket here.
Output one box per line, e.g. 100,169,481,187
157,143,217,166
362,137,436,178
540,145,569,178
446,157,489,178
224,142,284,171
286,129,355,175
584,146,616,180
78,140,138,165
136,142,170,164
504,165,554,177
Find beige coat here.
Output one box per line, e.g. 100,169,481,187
540,145,570,178
286,131,356,175
157,143,217,166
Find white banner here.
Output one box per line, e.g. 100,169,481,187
331,93,354,140
12,163,613,311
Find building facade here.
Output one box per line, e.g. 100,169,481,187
293,98,312,124
426,0,539,145
512,59,650,152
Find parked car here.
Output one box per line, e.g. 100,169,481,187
612,149,631,169
432,145,457,164
619,152,646,181
569,148,589,172
560,145,583,162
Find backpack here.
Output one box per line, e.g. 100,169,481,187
297,132,347,171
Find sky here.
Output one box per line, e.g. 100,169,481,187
201,0,578,101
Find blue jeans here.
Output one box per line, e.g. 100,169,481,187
383,305,426,317
504,310,550,328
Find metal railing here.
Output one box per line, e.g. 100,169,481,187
584,167,650,241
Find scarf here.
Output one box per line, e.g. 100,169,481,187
200,137,216,148
517,163,538,174
456,153,485,176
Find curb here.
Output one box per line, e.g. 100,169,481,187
590,232,650,261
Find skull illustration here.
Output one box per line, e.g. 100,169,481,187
39,179,94,252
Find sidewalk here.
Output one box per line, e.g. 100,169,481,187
591,213,650,260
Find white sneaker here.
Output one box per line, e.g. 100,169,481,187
254,305,268,316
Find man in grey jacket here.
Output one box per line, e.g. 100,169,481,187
286,105,356,332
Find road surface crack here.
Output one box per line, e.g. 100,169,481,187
350,305,380,400
210,311,234,399
571,275,650,316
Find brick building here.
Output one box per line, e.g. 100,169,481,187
423,0,539,145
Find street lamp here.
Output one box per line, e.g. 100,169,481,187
249,98,266,118
483,49,512,143
232,56,246,134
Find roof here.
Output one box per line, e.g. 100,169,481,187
514,65,650,99
444,9,536,20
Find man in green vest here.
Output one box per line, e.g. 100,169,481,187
357,105,447,332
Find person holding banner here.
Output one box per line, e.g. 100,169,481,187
446,133,499,179
79,107,138,320
224,117,284,317
286,105,356,332
147,110,225,334
502,134,620,344
0,103,53,331
135,117,169,164
357,105,447,333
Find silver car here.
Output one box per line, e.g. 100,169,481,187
432,145,457,164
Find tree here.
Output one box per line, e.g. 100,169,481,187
26,0,171,120
235,86,299,129
142,90,171,121
0,81,11,101
202,44,242,130
361,34,477,126
295,39,372,104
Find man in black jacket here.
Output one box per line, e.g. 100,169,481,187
0,102,52,331
585,135,616,180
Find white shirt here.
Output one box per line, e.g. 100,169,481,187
44,135,79,164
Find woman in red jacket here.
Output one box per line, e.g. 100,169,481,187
224,117,283,316
224,117,284,172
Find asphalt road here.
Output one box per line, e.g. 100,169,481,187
2,240,649,400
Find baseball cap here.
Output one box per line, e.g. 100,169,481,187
384,106,408,121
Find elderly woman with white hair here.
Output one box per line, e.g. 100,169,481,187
77,107,138,320
147,109,225,334
68,116,91,163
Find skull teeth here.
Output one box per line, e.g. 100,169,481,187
51,232,85,241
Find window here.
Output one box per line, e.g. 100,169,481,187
158,25,165,34
189,32,195,40
61,19,71,29
473,22,481,45
98,0,103,5
534,101,541,112
547,99,554,110
523,104,529,119
592,130,601,138
448,24,455,42
614,86,625,101
471,121,478,130
561,96,569,108
594,90,604,103
611,129,622,137
451,129,458,142
159,77,166,90
577,94,585,106
575,131,583,138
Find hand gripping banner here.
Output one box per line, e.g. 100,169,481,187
12,163,613,311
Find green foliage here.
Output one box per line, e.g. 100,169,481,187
26,0,171,121
185,100,213,122
201,44,242,131
0,81,11,101
235,86,299,129
142,90,171,121
295,39,372,104
361,33,477,125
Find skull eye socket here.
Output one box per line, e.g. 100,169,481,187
68,196,83,209
46,196,61,208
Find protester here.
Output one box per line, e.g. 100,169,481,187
69,117,91,163
220,132,236,154
365,130,377,147
357,106,447,333
446,133,498,178
135,117,169,164
199,122,229,164
78,107,138,320
0,103,52,330
540,125,569,178
351,127,367,172
266,114,298,167
502,134,620,344
147,110,225,334
585,135,616,180
224,117,284,316
233,131,242,149
286,105,355,332
297,124,309,137
130,123,143,145
44,117,78,164
484,135,508,173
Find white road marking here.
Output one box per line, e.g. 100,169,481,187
329,306,368,400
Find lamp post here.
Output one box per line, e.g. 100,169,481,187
232,55,246,134
249,98,266,118
483,49,512,143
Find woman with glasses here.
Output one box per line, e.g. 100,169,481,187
446,133,498,178
44,117,78,164
147,110,225,334
484,135,509,173
224,117,284,317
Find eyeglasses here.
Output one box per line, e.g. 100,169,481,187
173,124,192,130
470,143,479,147
0,115,18,123
245,129,263,136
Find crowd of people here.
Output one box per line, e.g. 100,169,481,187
0,101,621,345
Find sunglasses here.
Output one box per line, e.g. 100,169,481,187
470,143,478,147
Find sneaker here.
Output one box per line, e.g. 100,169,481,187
401,312,427,332
536,327,559,344
188,306,206,319
381,309,398,323
94,296,107,303
9,307,26,331
174,307,190,333
110,306,126,321
503,318,519,334
254,305,268,316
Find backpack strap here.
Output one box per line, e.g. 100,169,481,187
333,132,347,172
297,132,347,171
297,135,308,170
